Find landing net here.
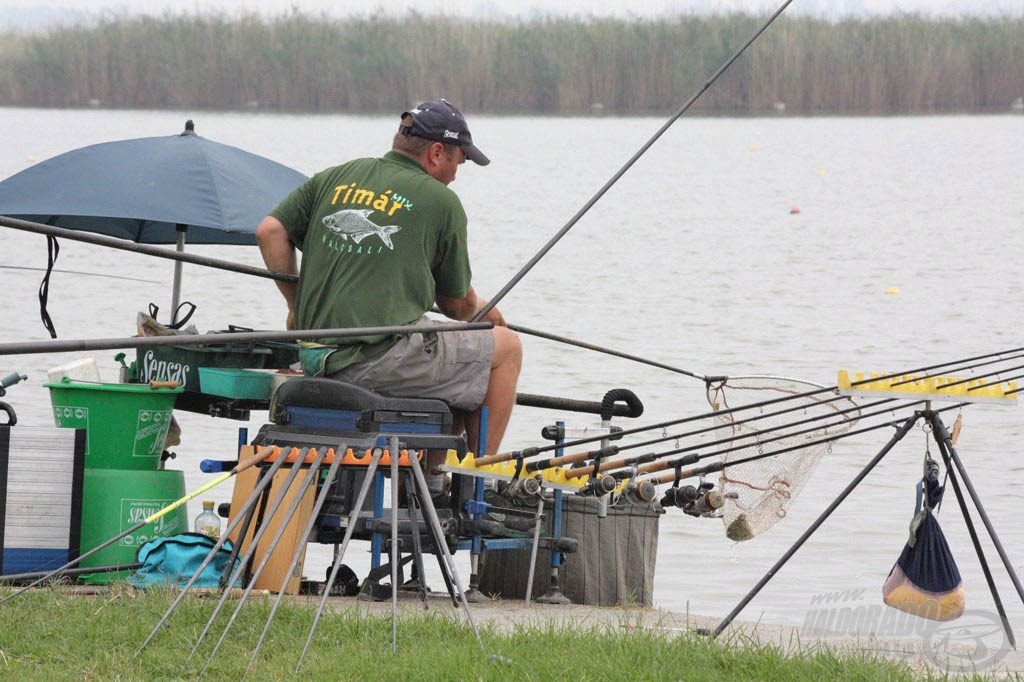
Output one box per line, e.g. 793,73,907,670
706,376,861,541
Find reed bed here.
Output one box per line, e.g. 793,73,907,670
0,585,953,681
0,11,1021,114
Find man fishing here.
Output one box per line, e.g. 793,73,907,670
256,98,521,454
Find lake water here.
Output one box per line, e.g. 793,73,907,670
2,107,1023,634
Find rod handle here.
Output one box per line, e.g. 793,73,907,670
149,380,179,389
538,450,593,470
637,459,671,475
650,464,705,485
566,453,640,479
473,451,513,466
234,445,276,474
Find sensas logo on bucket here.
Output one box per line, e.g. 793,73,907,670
133,409,172,458
120,498,182,546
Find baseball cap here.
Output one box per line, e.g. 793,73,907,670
400,99,490,166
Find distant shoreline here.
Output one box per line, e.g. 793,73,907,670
0,12,1021,116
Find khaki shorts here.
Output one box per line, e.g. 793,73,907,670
328,322,494,411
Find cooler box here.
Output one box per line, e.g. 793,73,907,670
45,380,181,469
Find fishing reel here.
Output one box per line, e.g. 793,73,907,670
497,476,542,500
661,481,733,518
622,479,658,505
578,474,618,498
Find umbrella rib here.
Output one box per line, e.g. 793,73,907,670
190,134,230,230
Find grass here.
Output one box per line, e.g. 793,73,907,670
0,584,988,681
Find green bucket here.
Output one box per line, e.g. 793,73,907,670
78,468,188,584
45,380,182,469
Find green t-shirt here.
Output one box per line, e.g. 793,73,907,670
270,151,472,374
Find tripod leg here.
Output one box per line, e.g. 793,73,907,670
389,436,400,653
524,491,546,607
928,413,1017,648
296,447,383,673
408,447,483,647
709,412,920,637
930,412,1024,610
404,470,429,603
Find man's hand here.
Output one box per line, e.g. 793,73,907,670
437,288,507,326
476,299,506,327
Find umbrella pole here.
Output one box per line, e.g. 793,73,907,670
170,225,186,325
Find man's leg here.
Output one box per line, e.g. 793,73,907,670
466,326,522,454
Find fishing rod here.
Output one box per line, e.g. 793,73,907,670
0,320,492,356
0,216,298,284
0,445,276,605
195,448,329,672
504,345,1024,468
639,402,963,489
247,447,351,673
474,0,796,321
133,447,297,659
518,390,877,475
908,362,1024,392
593,398,916,482
594,358,1018,481
0,562,142,583
849,346,1024,388
559,396,890,480
0,264,161,284
430,303,716,384
475,381,838,465
508,323,711,381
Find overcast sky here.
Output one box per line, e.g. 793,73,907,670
0,0,1019,25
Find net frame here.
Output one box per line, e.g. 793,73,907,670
705,375,861,541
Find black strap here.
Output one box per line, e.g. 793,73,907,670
147,301,196,331
168,301,196,329
512,456,525,482
38,236,59,338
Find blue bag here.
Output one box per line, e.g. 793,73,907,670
129,532,238,589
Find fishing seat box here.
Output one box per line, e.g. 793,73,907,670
267,377,454,437
252,378,466,542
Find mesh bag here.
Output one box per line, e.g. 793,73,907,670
706,376,861,541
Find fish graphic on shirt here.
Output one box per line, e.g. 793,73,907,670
321,208,402,249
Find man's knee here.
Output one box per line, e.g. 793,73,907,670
491,326,522,368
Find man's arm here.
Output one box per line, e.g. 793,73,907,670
256,215,299,330
436,286,507,327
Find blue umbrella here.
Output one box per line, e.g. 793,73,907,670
0,120,306,327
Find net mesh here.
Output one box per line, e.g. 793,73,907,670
706,376,861,541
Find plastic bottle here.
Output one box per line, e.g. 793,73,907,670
194,500,221,540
